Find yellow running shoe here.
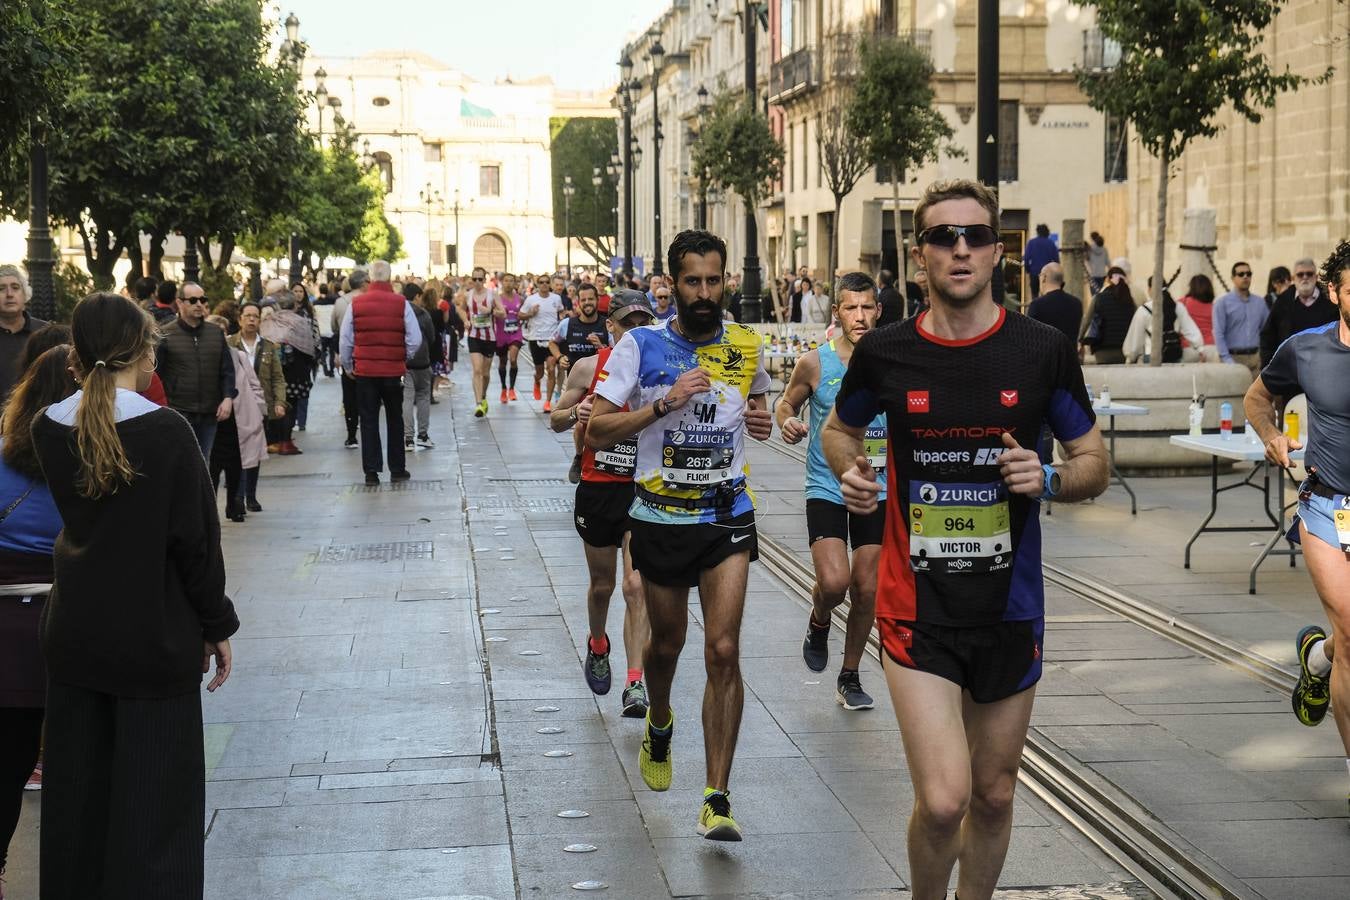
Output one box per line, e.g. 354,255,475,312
639,710,673,791
698,789,742,841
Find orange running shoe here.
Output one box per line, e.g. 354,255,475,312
543,401,553,413
509,389,518,401
533,384,542,400
499,389,508,404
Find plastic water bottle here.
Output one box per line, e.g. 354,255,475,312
1220,401,1233,440
1099,384,1111,406
1085,384,1095,403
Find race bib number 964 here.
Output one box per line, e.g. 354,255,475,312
907,480,1012,575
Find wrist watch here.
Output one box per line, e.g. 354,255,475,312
568,406,578,424
653,397,667,417
1039,464,1061,502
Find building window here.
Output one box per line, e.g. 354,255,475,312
815,116,822,188
998,100,1019,183
480,164,500,197
424,142,442,162
787,123,794,190
875,161,898,184
373,151,394,193
429,240,444,266
1104,113,1128,182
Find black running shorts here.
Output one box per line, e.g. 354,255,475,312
468,337,496,357
528,340,553,366
878,617,1044,704
574,481,635,548
805,498,886,548
629,511,758,587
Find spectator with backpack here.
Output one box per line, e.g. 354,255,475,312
1122,279,1204,364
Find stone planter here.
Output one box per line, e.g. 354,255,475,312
1080,362,1254,474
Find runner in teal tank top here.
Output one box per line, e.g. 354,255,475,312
774,272,888,710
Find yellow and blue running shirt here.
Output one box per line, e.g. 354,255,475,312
595,319,771,525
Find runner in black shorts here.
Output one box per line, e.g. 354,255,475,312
457,266,500,418
588,231,772,842
823,180,1107,898
549,291,655,718
775,272,888,711
551,285,609,477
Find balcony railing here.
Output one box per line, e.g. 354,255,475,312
825,29,931,82
769,47,815,102
1082,28,1121,71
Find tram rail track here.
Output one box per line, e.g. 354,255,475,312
755,437,1282,899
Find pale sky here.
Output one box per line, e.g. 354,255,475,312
281,0,671,91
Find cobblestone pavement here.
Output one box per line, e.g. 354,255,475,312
6,362,1342,899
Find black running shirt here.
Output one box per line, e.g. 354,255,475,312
835,307,1096,626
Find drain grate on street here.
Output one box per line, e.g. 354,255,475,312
348,480,445,494
472,497,574,512
314,541,434,563
487,477,569,486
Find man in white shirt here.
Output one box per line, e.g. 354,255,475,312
519,273,565,402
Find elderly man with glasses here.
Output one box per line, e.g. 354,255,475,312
1213,261,1270,379
156,281,237,457
1260,258,1339,369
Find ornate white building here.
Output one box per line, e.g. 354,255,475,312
300,50,614,276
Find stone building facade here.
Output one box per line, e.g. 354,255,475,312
1110,0,1350,290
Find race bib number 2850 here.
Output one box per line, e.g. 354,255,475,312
907,480,1011,575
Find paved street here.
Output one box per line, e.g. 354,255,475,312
7,365,1344,899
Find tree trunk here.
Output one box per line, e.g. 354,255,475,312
215,234,236,273
148,229,167,280
126,239,144,280
829,195,842,289
1149,147,1170,367
78,222,123,290
891,175,906,316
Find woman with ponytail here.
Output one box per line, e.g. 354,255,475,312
31,293,238,899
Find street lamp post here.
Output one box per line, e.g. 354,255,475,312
695,85,711,231
739,1,763,323
648,38,665,277
618,52,636,280
562,175,575,276
24,122,56,319
314,67,328,140
452,188,461,276
282,11,307,287
419,183,442,274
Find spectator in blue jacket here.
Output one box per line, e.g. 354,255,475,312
1023,224,1060,297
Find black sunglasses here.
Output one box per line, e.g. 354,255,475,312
181,296,207,305
1234,270,1253,278
917,224,999,249
1294,271,1317,279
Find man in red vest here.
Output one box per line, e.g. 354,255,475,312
339,259,422,484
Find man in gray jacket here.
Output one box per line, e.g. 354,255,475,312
332,268,369,448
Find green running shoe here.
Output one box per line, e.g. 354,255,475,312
639,710,673,791
698,790,742,841
1293,625,1330,727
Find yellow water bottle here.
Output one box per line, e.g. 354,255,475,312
1284,410,1300,440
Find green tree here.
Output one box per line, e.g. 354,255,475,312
0,0,79,175
550,117,619,265
351,171,405,265
1076,0,1325,365
845,35,962,281
0,0,308,289
693,92,783,219
243,128,376,274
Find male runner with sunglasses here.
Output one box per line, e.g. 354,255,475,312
823,180,1108,900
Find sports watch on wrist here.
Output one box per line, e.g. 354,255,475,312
1039,464,1061,502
